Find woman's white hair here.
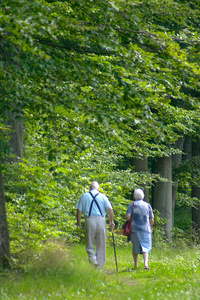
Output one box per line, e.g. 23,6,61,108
90,181,100,190
134,188,144,200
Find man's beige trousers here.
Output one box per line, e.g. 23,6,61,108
85,216,107,267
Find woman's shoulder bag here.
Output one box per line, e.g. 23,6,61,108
122,202,134,237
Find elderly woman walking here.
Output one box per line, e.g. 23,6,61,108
125,188,154,270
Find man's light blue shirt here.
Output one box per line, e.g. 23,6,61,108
76,189,112,217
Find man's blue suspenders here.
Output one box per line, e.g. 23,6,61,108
88,192,103,217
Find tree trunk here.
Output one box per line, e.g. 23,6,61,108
0,166,11,267
5,110,24,158
192,187,200,229
131,156,149,202
172,137,184,227
0,110,24,267
192,138,200,229
153,156,173,241
183,138,192,161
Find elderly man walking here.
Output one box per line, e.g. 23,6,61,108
76,181,115,268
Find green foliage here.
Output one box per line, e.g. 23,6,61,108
152,209,168,247
176,193,200,207
174,206,192,229
4,109,153,251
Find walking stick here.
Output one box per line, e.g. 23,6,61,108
111,229,118,272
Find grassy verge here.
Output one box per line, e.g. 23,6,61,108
1,240,200,300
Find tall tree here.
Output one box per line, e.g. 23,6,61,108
153,156,173,240
0,167,10,267
192,138,200,230
131,156,149,202
172,137,185,227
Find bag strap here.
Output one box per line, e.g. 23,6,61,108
130,202,134,219
88,192,103,217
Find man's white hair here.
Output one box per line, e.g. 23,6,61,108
134,188,144,200
90,181,100,190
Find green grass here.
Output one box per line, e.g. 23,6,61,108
1,240,200,300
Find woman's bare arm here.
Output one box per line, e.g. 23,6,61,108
150,218,154,229
125,214,131,221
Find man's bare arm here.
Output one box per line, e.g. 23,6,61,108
107,208,115,230
76,209,82,227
